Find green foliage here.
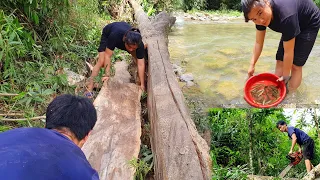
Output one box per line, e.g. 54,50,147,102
314,0,320,8
207,0,241,11
206,108,320,178
183,0,207,11
0,0,103,128
129,145,153,180
140,0,182,14
0,125,12,132
212,164,249,180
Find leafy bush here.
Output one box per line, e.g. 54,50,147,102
183,0,207,11
314,0,320,7
0,0,102,126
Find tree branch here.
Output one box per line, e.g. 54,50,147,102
0,116,46,121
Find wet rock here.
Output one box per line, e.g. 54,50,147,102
195,12,203,17
190,16,197,20
57,68,85,86
211,17,219,21
186,81,195,87
172,64,184,76
180,73,194,82
218,48,239,56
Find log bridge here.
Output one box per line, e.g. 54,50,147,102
82,0,211,179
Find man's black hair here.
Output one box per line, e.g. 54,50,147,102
45,94,97,140
124,28,142,45
241,0,268,22
276,120,287,128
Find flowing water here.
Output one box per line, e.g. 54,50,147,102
168,17,320,107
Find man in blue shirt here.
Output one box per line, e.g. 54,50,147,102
276,120,314,172
0,94,99,180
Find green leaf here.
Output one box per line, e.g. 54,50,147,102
26,97,32,106
32,12,39,25
9,32,16,41
8,41,22,45
0,51,3,60
13,92,26,100
42,89,54,95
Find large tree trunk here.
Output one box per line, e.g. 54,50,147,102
302,163,320,180
128,0,212,179
82,61,142,180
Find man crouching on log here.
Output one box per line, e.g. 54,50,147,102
85,22,146,98
0,94,99,179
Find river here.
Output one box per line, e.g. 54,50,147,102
168,16,320,108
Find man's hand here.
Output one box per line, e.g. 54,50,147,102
140,85,146,92
276,76,290,84
288,150,293,155
248,64,255,78
101,76,109,82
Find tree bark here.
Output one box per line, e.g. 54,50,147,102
82,61,142,180
302,163,320,180
128,0,212,179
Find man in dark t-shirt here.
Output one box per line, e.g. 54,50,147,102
242,0,320,93
86,22,146,97
276,120,314,172
0,94,99,179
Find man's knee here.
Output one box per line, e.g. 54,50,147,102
291,64,302,72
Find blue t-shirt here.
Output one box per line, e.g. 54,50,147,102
287,126,310,145
0,128,99,180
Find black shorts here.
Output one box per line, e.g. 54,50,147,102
302,138,315,160
276,28,319,66
98,26,111,52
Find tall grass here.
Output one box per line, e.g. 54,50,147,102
0,0,104,128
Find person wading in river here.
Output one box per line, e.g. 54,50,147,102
241,0,320,93
276,120,315,173
85,22,147,98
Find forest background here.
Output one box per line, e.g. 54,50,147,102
1,0,320,179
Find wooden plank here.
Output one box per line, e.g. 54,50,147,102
129,1,212,179
82,61,142,180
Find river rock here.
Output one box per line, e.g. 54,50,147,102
172,64,184,76
191,16,197,20
180,73,194,82
211,17,219,21
186,81,195,87
195,12,203,17
56,68,85,86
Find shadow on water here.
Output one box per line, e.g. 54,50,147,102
169,17,320,108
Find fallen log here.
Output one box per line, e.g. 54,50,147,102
128,0,212,179
302,163,320,180
82,61,142,180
